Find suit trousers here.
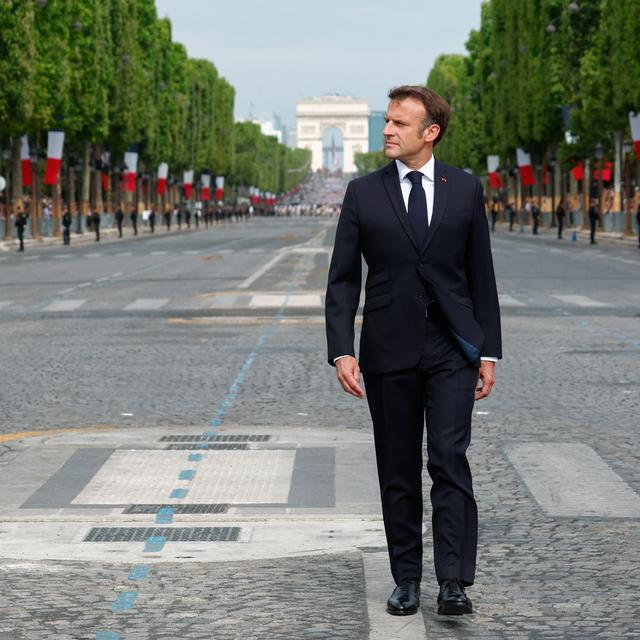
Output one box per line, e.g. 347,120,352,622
363,309,479,586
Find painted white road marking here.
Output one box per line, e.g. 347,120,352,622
498,294,527,307
552,294,612,307
43,299,87,312
124,298,170,311
0,301,14,310
506,443,640,517
238,251,286,289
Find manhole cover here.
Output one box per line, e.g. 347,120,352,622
123,504,229,514
84,527,241,542
166,443,248,450
159,434,271,442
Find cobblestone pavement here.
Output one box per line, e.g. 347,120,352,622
0,217,639,638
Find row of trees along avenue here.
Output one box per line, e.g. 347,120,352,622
0,0,310,239
355,0,640,233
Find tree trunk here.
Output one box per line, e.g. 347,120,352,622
81,142,91,215
53,178,61,237
93,144,104,214
10,137,24,215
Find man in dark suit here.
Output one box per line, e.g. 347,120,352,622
326,85,501,617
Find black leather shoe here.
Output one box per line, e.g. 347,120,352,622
386,579,420,615
437,579,473,615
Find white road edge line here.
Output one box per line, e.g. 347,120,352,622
238,251,287,290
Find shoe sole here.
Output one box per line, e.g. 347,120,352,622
437,602,473,616
386,606,419,616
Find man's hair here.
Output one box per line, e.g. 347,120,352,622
388,85,450,146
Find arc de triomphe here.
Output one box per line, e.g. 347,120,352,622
296,95,370,173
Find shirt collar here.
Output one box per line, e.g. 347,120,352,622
396,155,435,183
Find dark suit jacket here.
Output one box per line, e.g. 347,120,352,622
325,159,502,374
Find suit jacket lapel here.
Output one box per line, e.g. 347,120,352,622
421,159,449,254
381,161,419,252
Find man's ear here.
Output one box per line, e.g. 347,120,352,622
424,123,440,144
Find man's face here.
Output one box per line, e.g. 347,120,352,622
383,97,439,163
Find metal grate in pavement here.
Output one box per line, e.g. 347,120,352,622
165,443,248,450
159,434,271,443
123,504,229,515
84,527,241,542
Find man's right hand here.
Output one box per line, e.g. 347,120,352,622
335,356,365,399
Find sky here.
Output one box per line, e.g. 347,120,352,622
155,0,484,132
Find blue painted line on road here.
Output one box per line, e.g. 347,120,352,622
169,488,188,499
179,469,196,481
112,591,138,612
96,632,121,640
207,254,312,428
128,565,151,580
144,536,166,552
188,453,203,462
156,506,175,524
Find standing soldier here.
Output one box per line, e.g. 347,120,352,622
115,207,125,238
588,198,599,245
149,208,156,233
91,209,101,242
176,204,182,230
531,201,541,235
164,207,171,231
490,199,498,232
130,206,138,236
184,206,191,229
555,200,566,240
636,199,640,249
62,206,72,245
14,208,27,252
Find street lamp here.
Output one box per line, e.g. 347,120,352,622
594,141,605,218
546,2,580,33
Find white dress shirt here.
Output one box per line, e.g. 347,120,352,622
334,155,497,364
396,157,434,223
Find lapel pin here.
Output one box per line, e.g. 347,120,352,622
441,175,448,183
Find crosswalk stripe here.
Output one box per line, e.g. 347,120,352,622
0,257,8,262
181,250,200,255
85,252,102,257
498,294,526,307
552,294,611,307
208,295,239,309
124,298,170,311
150,251,168,255
23,256,39,260
0,301,14,310
249,294,323,308
53,254,73,259
44,299,87,312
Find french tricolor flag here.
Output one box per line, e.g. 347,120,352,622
157,163,168,195
215,176,224,201
183,170,194,199
44,131,65,186
571,161,584,182
124,150,138,192
101,151,110,193
20,136,32,188
486,155,501,190
629,112,640,160
200,173,211,201
516,148,535,187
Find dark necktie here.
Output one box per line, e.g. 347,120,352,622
407,171,428,245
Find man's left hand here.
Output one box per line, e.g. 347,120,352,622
475,360,496,401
